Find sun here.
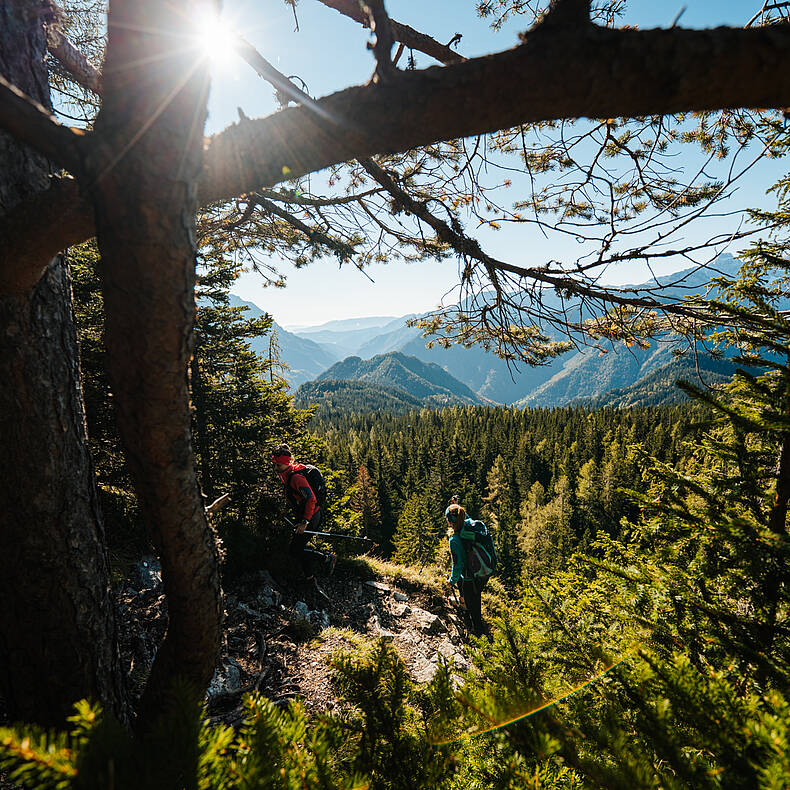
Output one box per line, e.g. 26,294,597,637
193,4,239,72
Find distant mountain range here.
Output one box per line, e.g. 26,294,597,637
572,356,741,409
230,254,762,410
227,295,340,388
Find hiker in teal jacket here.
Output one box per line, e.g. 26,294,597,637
446,503,489,636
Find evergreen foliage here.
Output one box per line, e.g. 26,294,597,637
70,242,315,578
393,493,444,566
319,404,695,573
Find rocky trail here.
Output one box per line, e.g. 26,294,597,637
118,557,472,727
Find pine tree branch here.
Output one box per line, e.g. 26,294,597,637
257,186,384,206
200,23,790,203
316,0,465,64
3,22,790,292
0,73,86,176
253,195,358,260
538,0,592,29
364,0,396,83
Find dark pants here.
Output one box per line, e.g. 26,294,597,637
461,576,488,635
289,509,325,577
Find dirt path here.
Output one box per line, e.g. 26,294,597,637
117,558,472,727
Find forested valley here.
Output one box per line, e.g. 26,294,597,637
2,0,790,787
6,232,789,789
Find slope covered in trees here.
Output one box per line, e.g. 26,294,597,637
316,351,488,404
294,378,426,417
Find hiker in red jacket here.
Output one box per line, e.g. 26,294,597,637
272,444,336,590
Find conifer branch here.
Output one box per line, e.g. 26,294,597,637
364,0,396,83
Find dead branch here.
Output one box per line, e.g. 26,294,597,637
364,0,396,83
316,0,465,64
0,73,85,176
46,21,103,95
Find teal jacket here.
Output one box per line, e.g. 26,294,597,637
447,517,475,585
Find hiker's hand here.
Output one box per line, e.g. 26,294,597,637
295,520,307,534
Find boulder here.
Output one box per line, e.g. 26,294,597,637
257,585,280,609
365,580,391,592
308,609,330,629
293,601,309,620
412,655,438,684
391,603,410,617
437,641,455,660
238,602,263,619
207,657,242,697
412,607,446,635
393,592,408,602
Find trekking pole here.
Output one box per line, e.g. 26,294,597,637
446,583,470,638
284,518,374,544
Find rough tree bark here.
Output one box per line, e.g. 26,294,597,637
0,0,126,727
87,0,221,728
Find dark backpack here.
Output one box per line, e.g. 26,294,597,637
286,464,327,508
459,519,497,580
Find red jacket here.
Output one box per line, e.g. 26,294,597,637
278,462,319,521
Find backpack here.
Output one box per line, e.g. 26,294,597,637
459,519,497,580
286,463,327,508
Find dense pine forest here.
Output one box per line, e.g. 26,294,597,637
318,404,696,583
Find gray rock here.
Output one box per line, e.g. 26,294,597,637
412,608,445,634
437,641,456,660
391,603,410,617
365,580,391,592
207,657,242,696
257,585,279,609
393,592,408,602
293,601,309,620
257,592,274,609
238,602,263,618
308,609,330,629
412,655,438,684
453,653,468,669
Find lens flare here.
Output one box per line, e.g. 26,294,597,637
431,644,642,746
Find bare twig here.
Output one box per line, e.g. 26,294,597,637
45,21,102,95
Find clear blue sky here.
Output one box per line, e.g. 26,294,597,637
201,0,781,327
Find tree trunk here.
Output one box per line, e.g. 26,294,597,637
89,0,221,728
0,0,126,727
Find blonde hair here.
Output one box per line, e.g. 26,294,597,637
446,504,466,534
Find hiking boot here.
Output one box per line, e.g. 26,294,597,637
325,552,337,576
